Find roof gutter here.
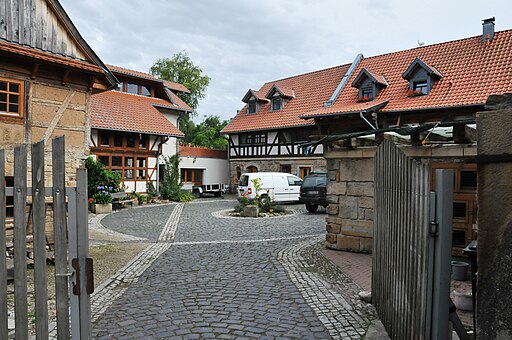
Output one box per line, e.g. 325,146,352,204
323,53,363,108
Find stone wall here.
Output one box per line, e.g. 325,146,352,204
324,144,477,253
476,94,512,338
325,149,375,252
228,156,326,189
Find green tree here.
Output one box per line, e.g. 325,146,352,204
190,115,228,149
149,51,210,114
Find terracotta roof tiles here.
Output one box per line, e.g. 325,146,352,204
222,65,350,134
305,30,512,117
91,91,184,137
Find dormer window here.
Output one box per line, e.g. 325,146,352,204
272,97,282,111
403,57,443,96
352,68,388,103
248,100,256,114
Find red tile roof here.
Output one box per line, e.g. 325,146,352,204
164,81,191,94
0,40,104,74
222,65,350,133
303,30,512,118
106,64,156,81
179,144,227,159
91,91,184,137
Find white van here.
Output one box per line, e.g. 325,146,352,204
238,172,303,202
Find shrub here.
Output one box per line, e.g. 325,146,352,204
85,157,121,199
160,154,184,201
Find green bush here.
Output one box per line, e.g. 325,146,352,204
85,157,121,200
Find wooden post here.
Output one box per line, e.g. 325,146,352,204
53,136,70,340
32,140,49,338
14,144,28,340
0,150,7,340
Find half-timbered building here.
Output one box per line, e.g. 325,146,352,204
90,65,192,193
301,18,512,254
221,64,351,188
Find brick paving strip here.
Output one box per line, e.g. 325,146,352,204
158,203,184,241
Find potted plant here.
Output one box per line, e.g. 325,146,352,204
90,186,113,214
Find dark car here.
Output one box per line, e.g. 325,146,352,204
299,172,328,212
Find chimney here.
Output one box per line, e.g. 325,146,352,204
482,17,495,43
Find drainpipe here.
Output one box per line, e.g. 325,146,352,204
156,136,170,194
360,111,376,130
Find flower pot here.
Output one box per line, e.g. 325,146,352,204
453,290,473,311
90,203,112,214
243,205,259,217
451,261,469,281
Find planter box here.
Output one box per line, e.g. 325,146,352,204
90,203,112,214
243,205,259,217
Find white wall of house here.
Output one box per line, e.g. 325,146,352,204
180,156,230,190
160,109,182,160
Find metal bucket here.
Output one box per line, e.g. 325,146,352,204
451,261,469,281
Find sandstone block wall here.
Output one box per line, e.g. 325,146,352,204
325,153,375,252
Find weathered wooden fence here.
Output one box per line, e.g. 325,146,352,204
373,141,431,339
1,136,91,340
373,141,458,340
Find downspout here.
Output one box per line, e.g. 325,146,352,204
360,111,377,130
324,53,364,107
156,136,170,194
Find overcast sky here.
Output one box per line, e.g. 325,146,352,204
60,0,512,122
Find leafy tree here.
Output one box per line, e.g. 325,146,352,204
189,115,228,149
85,157,121,198
149,51,210,114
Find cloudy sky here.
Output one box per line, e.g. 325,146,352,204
60,0,512,122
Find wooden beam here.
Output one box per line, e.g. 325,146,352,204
31,63,40,80
61,69,71,85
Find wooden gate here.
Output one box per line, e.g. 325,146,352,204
373,140,431,339
1,136,91,339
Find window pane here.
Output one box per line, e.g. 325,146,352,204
0,93,6,102
139,135,147,148
114,133,123,147
112,156,122,167
141,86,151,96
361,86,373,98
248,101,256,113
8,104,18,113
126,134,135,147
453,202,467,219
116,82,124,91
9,83,19,92
124,169,134,179
137,169,146,179
100,134,110,146
125,157,134,167
0,103,6,111
0,82,6,91
413,81,428,94
127,83,138,94
98,156,109,166
460,171,477,190
137,158,146,167
272,98,281,110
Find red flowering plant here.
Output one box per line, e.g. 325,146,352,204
357,95,372,103
407,89,425,97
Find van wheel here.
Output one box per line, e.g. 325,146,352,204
306,203,318,213
259,195,269,205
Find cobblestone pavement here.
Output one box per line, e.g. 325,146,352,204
92,200,376,339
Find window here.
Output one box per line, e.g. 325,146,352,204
181,168,203,185
0,77,24,117
100,133,110,146
287,176,302,186
113,132,123,147
361,86,373,101
460,171,477,190
272,97,282,111
280,164,292,173
126,134,135,148
248,100,256,114
140,86,151,96
413,80,428,95
127,83,138,94
240,133,266,145
299,167,311,179
98,155,109,166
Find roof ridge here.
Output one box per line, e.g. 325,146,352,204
362,28,512,61
261,63,352,85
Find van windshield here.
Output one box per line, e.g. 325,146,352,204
239,175,249,186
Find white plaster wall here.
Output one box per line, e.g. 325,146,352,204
179,156,229,189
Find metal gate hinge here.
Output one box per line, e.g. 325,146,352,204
430,219,438,235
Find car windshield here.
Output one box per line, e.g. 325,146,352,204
302,175,327,188
239,175,249,186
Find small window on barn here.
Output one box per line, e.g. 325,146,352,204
127,83,138,94
0,77,24,117
272,97,282,111
413,80,428,95
361,86,374,101
140,86,151,96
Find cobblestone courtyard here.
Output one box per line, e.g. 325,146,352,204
91,200,377,339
